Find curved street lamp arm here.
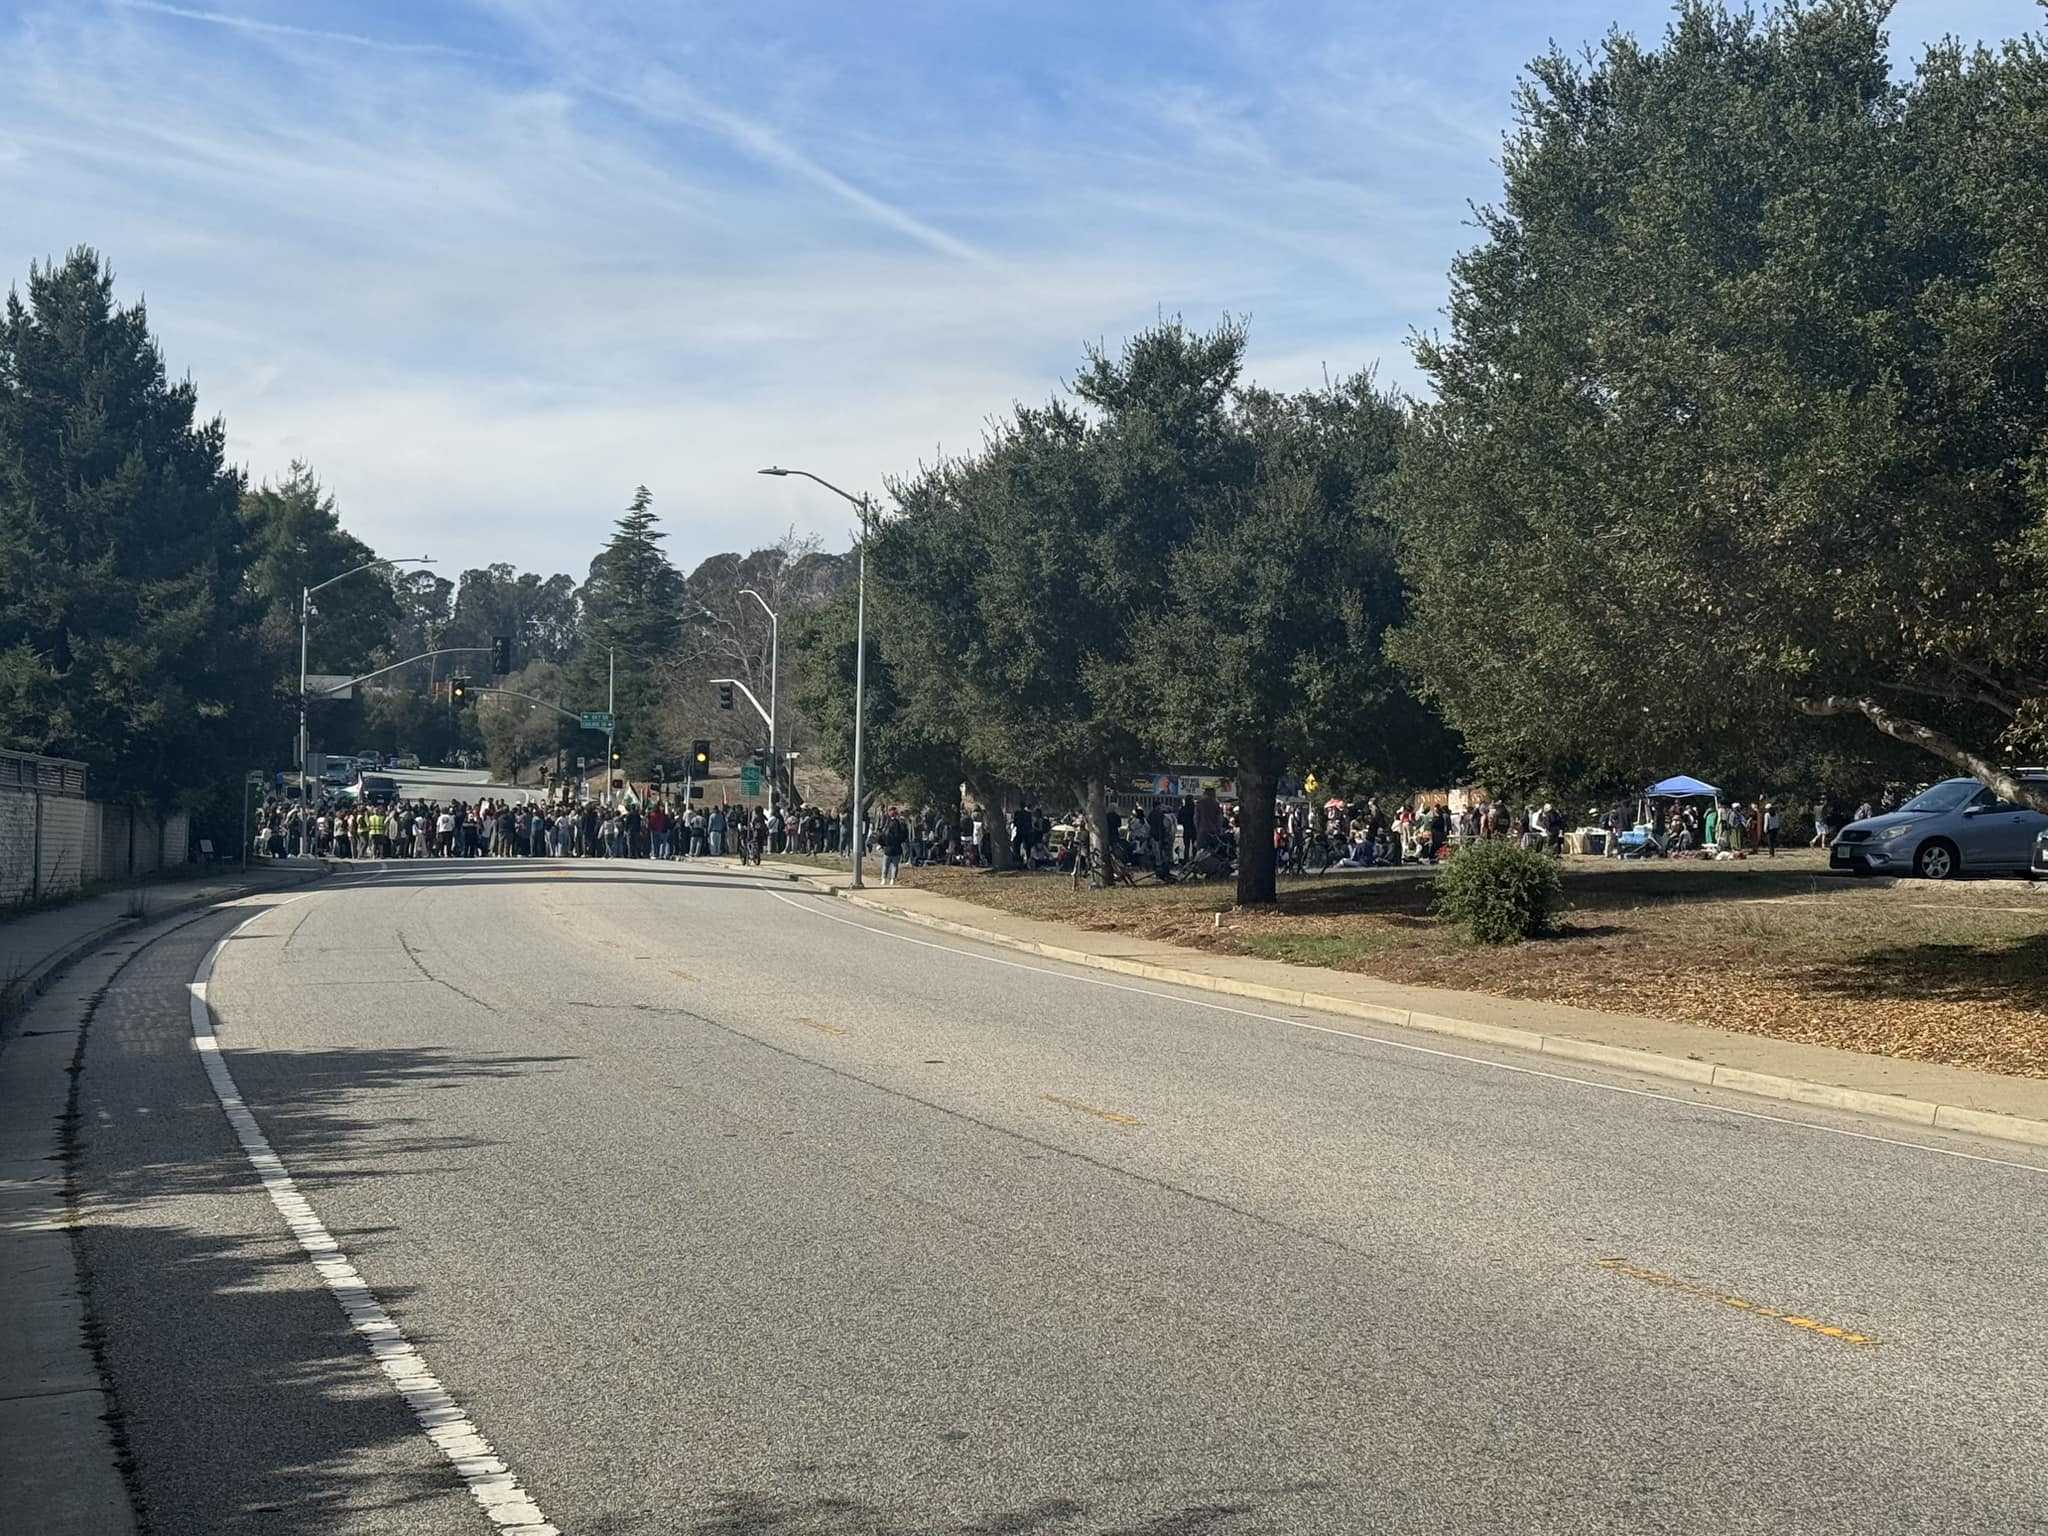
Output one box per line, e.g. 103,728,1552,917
307,555,435,601
709,676,771,730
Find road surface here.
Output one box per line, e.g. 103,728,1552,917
67,859,2048,1534
377,764,550,805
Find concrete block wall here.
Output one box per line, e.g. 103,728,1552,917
34,796,91,899
0,789,35,906
1,784,191,909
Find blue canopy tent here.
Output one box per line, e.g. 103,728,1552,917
1618,775,1724,856
1644,774,1721,799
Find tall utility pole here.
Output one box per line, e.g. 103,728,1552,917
756,468,872,886
850,499,869,886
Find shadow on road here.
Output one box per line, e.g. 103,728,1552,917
73,1214,473,1534
67,906,585,1534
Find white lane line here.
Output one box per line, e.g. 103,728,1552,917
191,902,558,1534
764,890,2048,1178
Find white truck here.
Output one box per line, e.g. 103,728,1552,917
308,753,355,788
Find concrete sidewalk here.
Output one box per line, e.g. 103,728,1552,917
0,861,325,1045
747,857,2048,1148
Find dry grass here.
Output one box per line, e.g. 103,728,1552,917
896,852,2048,1079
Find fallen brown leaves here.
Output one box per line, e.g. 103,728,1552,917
902,854,2048,1079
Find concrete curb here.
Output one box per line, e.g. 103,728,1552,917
804,882,2048,1151
1,866,328,1046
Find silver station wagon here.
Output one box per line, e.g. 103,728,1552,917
1831,774,2048,879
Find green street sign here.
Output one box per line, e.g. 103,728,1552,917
739,764,762,794
579,711,615,733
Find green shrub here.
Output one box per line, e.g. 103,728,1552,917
1432,840,1563,944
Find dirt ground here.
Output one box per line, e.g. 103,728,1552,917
890,850,2048,1079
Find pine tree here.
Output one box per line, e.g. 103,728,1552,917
571,486,682,772
0,248,270,804
241,461,397,679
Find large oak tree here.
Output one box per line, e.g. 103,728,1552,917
1390,2,2048,808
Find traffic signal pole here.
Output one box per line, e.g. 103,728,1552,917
606,647,615,805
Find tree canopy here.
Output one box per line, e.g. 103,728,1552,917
571,486,683,773
1389,1,2048,808
1124,374,1438,900
0,248,269,805
242,461,397,678
798,319,1455,899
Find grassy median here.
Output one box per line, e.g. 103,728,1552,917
891,851,2048,1079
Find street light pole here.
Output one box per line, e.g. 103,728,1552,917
738,589,778,810
299,555,433,852
298,584,311,829
757,467,873,886
850,508,869,886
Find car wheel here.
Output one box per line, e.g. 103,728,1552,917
1914,840,1959,880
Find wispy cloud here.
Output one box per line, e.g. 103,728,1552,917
478,0,991,265
109,0,492,58
582,71,993,267
4,0,2039,576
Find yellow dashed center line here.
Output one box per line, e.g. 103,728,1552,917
1597,1258,1876,1346
796,1017,847,1038
1043,1093,1142,1128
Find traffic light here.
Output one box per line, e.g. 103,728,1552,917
691,738,710,773
490,636,512,676
451,675,469,702
717,682,734,711
609,747,622,770
653,762,666,787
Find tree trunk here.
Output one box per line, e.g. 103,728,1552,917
970,780,1016,870
1235,756,1278,906
1085,774,1112,890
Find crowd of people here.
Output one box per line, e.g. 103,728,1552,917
254,778,1898,877
253,793,847,864
841,793,1247,884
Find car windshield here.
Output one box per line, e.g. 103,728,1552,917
1895,780,1983,814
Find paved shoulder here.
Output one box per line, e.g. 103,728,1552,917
72,901,483,1536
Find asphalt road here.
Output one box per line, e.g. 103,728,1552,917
379,765,548,805
70,859,2048,1534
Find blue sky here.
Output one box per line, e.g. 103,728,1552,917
2,0,2039,575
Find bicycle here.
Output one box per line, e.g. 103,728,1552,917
1070,837,1143,890
1281,831,1336,875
